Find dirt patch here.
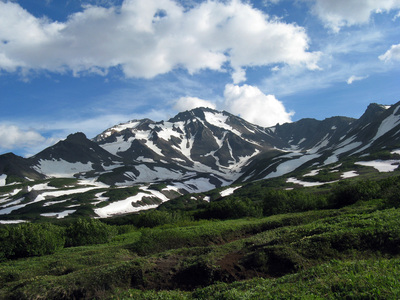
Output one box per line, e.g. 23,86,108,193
142,255,181,290
216,251,263,282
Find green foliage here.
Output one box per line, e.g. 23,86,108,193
5,175,24,184
148,183,167,192
65,218,117,247
195,197,262,220
0,223,65,260
157,194,206,211
329,180,381,208
136,210,192,228
103,186,140,202
301,168,341,182
3,171,400,298
47,178,78,188
262,189,327,216
190,258,400,299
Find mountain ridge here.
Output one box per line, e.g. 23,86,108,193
1,100,400,219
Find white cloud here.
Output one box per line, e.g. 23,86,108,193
0,124,46,151
223,84,293,127
171,84,294,127
261,28,389,96
379,44,400,62
173,96,216,112
346,75,367,84
232,68,247,84
0,0,319,81
310,0,400,31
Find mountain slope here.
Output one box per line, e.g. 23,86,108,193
1,101,400,219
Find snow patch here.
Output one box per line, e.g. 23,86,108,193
355,160,400,172
0,174,7,186
40,186,104,198
173,178,217,193
303,169,321,177
265,154,320,179
95,192,159,218
0,201,26,215
341,171,359,178
391,149,400,155
220,186,241,197
29,183,56,191
286,177,335,187
101,136,134,156
204,112,242,136
203,196,211,202
41,210,76,219
0,220,28,224
33,159,94,178
43,199,69,207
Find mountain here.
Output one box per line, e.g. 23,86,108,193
1,101,400,220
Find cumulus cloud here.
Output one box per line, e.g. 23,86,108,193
173,96,216,112
346,75,367,84
310,0,400,31
223,84,293,127
379,44,400,62
0,124,46,151
0,0,319,81
172,84,293,127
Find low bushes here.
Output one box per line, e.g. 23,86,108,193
194,198,262,220
65,218,118,247
0,223,65,260
0,219,119,260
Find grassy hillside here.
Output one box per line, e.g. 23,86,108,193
1,173,400,299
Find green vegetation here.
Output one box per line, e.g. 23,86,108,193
1,174,400,299
47,178,78,188
0,223,64,261
103,186,141,202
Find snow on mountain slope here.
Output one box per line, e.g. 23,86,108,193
1,102,400,218
94,107,276,184
33,159,94,178
0,174,6,186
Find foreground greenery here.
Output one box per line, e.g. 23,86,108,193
1,175,400,299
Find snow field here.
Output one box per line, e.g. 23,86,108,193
265,154,321,179
355,160,400,172
341,171,359,178
40,210,76,219
286,177,336,187
33,159,94,178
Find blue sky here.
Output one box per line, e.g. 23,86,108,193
1,0,400,157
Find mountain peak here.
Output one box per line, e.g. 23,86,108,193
167,107,220,123
66,132,88,142
358,103,388,123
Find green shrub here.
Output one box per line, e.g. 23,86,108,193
136,210,192,228
65,218,117,247
329,180,381,208
103,187,140,202
0,223,65,260
262,190,327,216
195,198,262,220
